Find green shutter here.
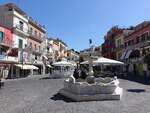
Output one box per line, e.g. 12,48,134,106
19,39,23,49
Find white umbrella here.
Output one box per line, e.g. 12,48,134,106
94,57,124,65
81,57,124,65
53,61,74,66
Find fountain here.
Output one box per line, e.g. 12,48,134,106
59,76,123,101
58,39,123,101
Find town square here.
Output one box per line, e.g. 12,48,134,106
0,0,150,113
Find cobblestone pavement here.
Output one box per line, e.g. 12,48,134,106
0,75,150,113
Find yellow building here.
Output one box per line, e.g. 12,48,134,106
115,34,125,61
115,30,134,61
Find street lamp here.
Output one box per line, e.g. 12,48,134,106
88,39,94,76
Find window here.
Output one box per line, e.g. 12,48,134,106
0,31,4,43
128,40,134,46
29,42,32,49
39,46,41,52
30,28,33,34
8,7,13,11
0,48,2,55
34,44,37,51
141,32,148,41
136,36,140,43
35,30,37,37
117,39,121,47
19,21,24,31
39,33,41,38
18,39,23,49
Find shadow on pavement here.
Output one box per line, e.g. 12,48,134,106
118,75,150,85
39,77,51,80
127,89,146,93
50,93,76,103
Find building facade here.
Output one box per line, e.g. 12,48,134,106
80,46,102,61
102,26,124,59
0,3,29,78
0,26,17,78
28,17,47,75
122,21,150,76
0,3,48,78
67,49,79,62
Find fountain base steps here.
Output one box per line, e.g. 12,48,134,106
59,87,123,101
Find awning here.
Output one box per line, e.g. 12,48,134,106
124,50,132,59
53,61,74,66
42,55,48,60
15,64,39,70
46,65,52,68
81,57,124,65
120,51,127,60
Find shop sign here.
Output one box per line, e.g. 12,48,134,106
0,55,5,60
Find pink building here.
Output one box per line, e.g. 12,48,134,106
123,21,150,76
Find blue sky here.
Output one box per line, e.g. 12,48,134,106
0,0,150,51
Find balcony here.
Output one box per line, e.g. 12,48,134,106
0,39,13,47
28,32,43,43
32,48,42,55
126,40,150,50
13,24,29,37
115,44,124,51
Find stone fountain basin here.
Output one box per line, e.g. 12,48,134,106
64,80,118,95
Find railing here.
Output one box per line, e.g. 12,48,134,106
115,44,124,51
28,31,43,42
14,24,28,34
125,40,150,50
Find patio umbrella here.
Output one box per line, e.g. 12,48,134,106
80,57,124,65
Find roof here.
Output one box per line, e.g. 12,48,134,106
29,17,46,33
124,21,150,38
5,3,26,15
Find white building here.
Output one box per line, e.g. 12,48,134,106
67,49,79,62
80,46,102,60
0,3,29,62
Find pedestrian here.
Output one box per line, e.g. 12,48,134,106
73,68,79,79
80,69,88,79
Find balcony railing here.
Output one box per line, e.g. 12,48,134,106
32,48,42,55
0,39,13,47
115,44,124,51
13,24,28,36
126,40,150,50
28,31,43,42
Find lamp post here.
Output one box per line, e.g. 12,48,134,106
88,39,94,76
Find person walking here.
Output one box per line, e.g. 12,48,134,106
73,68,79,79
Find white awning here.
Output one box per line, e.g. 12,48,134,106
120,51,127,60
53,61,74,66
42,55,48,60
144,46,150,49
15,64,39,70
46,65,52,68
124,50,132,59
81,57,124,65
